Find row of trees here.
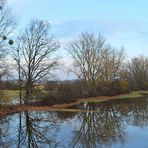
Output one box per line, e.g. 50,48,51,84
67,33,125,96
0,0,148,104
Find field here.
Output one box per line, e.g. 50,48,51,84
0,90,148,115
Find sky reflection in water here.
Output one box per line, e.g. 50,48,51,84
1,98,148,148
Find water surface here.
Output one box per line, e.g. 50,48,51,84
1,98,148,148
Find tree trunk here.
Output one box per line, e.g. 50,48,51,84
25,82,32,104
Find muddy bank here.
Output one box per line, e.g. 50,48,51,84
0,96,113,116
1,91,148,116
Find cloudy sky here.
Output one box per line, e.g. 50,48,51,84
7,0,148,79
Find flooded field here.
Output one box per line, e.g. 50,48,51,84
1,98,148,147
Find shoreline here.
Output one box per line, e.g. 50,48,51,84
1,90,148,116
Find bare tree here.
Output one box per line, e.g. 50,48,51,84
13,41,22,104
99,46,125,94
127,56,148,90
66,32,105,96
0,0,16,80
67,33,126,96
13,19,60,104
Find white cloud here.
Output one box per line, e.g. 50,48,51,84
59,36,75,45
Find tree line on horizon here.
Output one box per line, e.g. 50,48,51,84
0,0,148,105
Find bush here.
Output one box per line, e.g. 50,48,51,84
0,80,18,90
38,80,88,105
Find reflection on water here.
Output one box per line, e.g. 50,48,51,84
1,98,148,147
71,103,125,148
0,111,60,148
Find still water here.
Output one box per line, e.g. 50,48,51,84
1,98,148,148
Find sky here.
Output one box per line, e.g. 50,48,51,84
7,0,148,79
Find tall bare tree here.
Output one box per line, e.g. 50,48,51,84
13,41,22,104
66,32,105,96
67,33,125,96
13,19,60,104
0,0,16,80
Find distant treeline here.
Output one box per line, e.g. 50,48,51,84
0,0,148,105
0,80,18,90
42,61,148,105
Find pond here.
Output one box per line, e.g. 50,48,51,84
1,98,148,148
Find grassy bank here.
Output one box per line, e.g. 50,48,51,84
0,90,148,116
50,90,148,109
0,89,148,104
83,90,148,103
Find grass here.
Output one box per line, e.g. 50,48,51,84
117,92,143,99
1,89,148,108
0,90,19,98
115,90,148,100
1,90,148,115
0,104,8,108
0,90,25,104
0,89,148,104
82,90,148,103
0,90,19,103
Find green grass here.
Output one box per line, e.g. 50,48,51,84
117,92,142,99
1,89,148,106
82,90,148,103
0,90,26,98
117,91,148,99
1,90,148,114
0,90,19,97
0,90,22,104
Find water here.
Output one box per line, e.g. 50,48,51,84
1,98,148,148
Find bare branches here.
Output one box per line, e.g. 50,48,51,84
67,32,125,96
66,33,105,95
100,46,125,81
13,19,60,102
0,0,16,80
127,56,148,90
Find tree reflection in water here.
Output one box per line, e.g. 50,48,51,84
70,98,148,148
121,98,148,127
0,111,60,148
70,102,125,148
1,98,148,148
0,116,11,147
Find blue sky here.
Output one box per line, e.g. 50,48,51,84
8,0,148,57
7,0,148,79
